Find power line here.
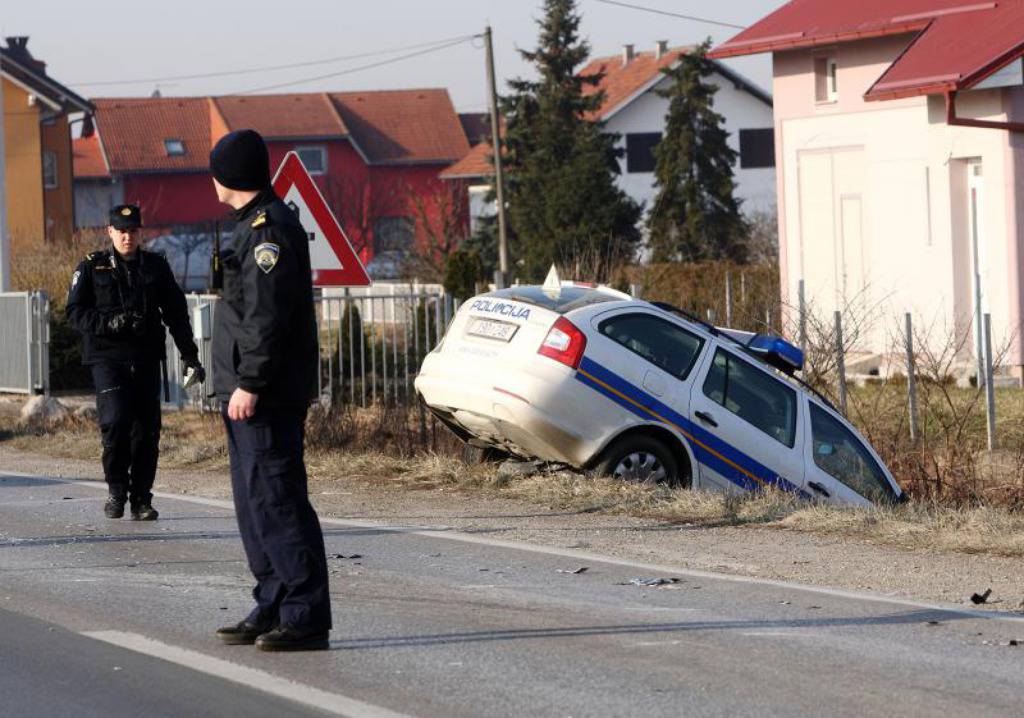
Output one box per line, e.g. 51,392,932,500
592,0,746,30
238,37,477,95
72,34,479,87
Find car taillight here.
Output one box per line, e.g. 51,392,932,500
538,317,587,369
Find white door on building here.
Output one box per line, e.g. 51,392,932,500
968,160,988,362
797,148,867,311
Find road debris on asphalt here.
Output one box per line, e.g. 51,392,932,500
330,553,362,560
626,577,682,587
971,588,993,605
556,567,589,575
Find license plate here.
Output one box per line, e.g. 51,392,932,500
467,318,518,342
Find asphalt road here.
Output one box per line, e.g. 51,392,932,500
1,471,1022,718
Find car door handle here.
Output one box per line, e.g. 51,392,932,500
695,411,718,428
808,481,831,498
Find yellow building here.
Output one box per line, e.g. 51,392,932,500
2,37,92,249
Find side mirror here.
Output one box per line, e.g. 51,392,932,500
817,443,835,457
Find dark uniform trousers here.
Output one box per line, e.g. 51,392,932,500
222,404,331,632
92,361,162,505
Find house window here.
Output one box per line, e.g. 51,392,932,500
814,56,838,103
165,139,185,156
369,216,414,278
42,151,58,189
739,129,775,169
626,133,661,173
296,146,327,175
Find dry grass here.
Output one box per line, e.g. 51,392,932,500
4,404,1024,557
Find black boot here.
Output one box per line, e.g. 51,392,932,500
216,620,271,646
130,503,159,521
104,496,126,519
255,627,330,652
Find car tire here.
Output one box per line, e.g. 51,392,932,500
592,435,683,487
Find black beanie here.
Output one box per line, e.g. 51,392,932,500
210,129,270,191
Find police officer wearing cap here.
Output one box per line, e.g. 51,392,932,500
208,130,331,652
66,205,205,520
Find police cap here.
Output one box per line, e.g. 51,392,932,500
109,204,142,231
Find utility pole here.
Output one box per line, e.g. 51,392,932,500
0,48,10,292
484,26,509,289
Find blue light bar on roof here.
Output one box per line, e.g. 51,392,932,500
746,334,804,374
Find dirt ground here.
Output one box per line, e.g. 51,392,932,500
3,444,1022,613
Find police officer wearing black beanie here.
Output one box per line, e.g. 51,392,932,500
208,129,331,652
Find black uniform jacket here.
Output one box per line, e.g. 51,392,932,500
66,248,199,366
212,189,319,406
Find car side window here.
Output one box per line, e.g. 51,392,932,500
809,404,895,501
702,349,797,447
598,313,704,380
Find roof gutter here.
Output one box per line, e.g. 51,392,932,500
945,90,1024,133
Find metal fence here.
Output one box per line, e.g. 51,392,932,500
0,291,50,395
163,289,452,410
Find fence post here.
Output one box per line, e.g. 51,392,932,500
834,310,847,416
740,271,747,307
984,313,997,450
905,313,919,443
725,272,733,327
765,307,772,333
798,279,808,358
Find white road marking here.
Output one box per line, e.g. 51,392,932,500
82,631,411,718
7,472,1024,625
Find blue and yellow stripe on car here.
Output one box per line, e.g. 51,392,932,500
575,357,809,498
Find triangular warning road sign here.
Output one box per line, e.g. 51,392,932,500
272,151,371,287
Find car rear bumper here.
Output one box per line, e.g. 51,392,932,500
414,371,594,466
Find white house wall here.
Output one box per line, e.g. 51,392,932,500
773,36,1023,367
604,70,777,218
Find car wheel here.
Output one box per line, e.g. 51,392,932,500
593,436,681,487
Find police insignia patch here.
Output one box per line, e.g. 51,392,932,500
121,207,132,216
254,242,280,274
251,211,268,228
71,270,81,288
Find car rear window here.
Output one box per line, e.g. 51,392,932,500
485,286,621,314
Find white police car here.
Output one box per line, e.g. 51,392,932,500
415,275,904,507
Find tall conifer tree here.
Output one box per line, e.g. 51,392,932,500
647,41,748,263
501,0,641,281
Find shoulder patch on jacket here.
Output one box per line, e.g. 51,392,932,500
251,210,270,229
254,242,281,274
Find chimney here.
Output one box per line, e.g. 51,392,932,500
622,44,635,66
4,36,47,75
655,40,669,59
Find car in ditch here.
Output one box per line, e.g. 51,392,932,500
414,276,904,507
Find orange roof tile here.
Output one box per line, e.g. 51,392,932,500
91,97,211,173
73,134,109,179
329,89,470,165
579,47,692,120
211,94,347,139
439,141,494,179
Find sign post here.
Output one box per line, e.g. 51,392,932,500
271,151,370,288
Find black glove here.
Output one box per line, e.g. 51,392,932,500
104,312,130,335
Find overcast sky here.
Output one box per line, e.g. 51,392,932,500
4,0,784,112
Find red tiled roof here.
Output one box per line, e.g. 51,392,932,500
91,97,211,172
709,1,1024,101
211,94,347,139
439,141,494,179
73,134,109,179
579,47,691,120
329,89,470,165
